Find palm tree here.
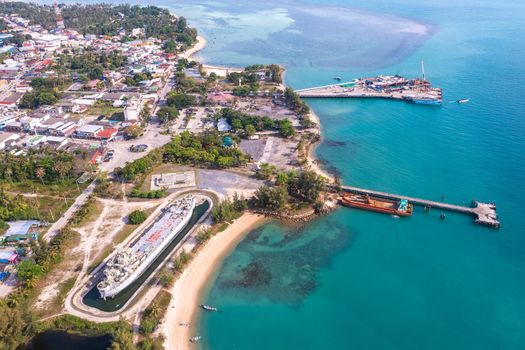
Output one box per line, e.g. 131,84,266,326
53,161,72,183
35,167,46,185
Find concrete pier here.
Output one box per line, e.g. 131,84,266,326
342,185,500,228
296,76,442,104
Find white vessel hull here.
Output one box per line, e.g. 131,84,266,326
98,198,196,299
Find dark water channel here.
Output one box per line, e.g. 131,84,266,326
82,200,210,312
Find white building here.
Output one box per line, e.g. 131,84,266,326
0,132,20,150
124,96,144,122
0,115,18,129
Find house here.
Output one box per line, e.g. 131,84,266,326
0,92,24,108
0,114,18,129
50,121,78,137
23,135,47,148
0,250,18,264
20,117,43,131
0,132,21,150
85,79,102,91
208,92,235,106
56,100,87,114
97,128,118,141
75,124,103,138
15,83,33,93
45,136,68,149
3,121,23,132
89,148,104,165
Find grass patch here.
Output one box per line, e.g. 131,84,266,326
70,197,103,227
54,277,77,308
87,205,158,273
216,223,230,233
0,179,88,198
139,290,171,335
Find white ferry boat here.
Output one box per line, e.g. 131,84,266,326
97,195,196,299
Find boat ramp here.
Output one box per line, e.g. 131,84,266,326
341,185,500,228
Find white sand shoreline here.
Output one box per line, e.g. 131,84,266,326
179,35,207,60
163,213,267,350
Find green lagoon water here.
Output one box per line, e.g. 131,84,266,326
67,0,525,348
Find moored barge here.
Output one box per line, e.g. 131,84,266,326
340,193,413,216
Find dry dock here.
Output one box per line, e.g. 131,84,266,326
342,185,500,228
297,75,442,105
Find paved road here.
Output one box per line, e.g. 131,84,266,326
43,180,97,242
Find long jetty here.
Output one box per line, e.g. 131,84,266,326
342,185,500,228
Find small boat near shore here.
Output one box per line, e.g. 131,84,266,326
457,98,470,103
201,304,218,311
190,336,202,343
340,193,413,216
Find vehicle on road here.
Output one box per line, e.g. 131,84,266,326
129,144,149,152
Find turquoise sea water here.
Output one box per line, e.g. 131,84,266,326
168,1,525,349
66,0,525,348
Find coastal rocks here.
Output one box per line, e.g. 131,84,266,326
221,262,272,288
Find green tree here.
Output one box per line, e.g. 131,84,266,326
16,260,44,288
128,210,147,225
166,91,196,109
244,124,256,137
254,185,289,210
278,119,295,138
157,106,179,124
287,170,325,203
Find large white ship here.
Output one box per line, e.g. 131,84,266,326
97,195,196,299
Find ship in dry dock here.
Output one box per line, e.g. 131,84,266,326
97,195,196,299
340,193,413,216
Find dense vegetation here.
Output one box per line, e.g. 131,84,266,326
219,108,295,138
156,106,179,124
253,170,326,210
166,91,197,109
115,131,250,181
139,290,170,335
283,87,314,128
0,150,79,184
0,191,37,225
54,49,127,81
128,210,147,225
227,64,282,84
19,89,59,109
211,193,248,224
0,3,197,49
163,130,250,168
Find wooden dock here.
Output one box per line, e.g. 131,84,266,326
341,185,500,228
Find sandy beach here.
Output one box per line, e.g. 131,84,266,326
201,64,243,77
163,213,267,350
179,35,207,60
306,109,335,183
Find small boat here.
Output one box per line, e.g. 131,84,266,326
333,77,342,81
201,304,218,311
340,194,413,216
190,336,202,343
457,99,470,103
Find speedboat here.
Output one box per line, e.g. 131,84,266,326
457,99,470,103
201,304,218,311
